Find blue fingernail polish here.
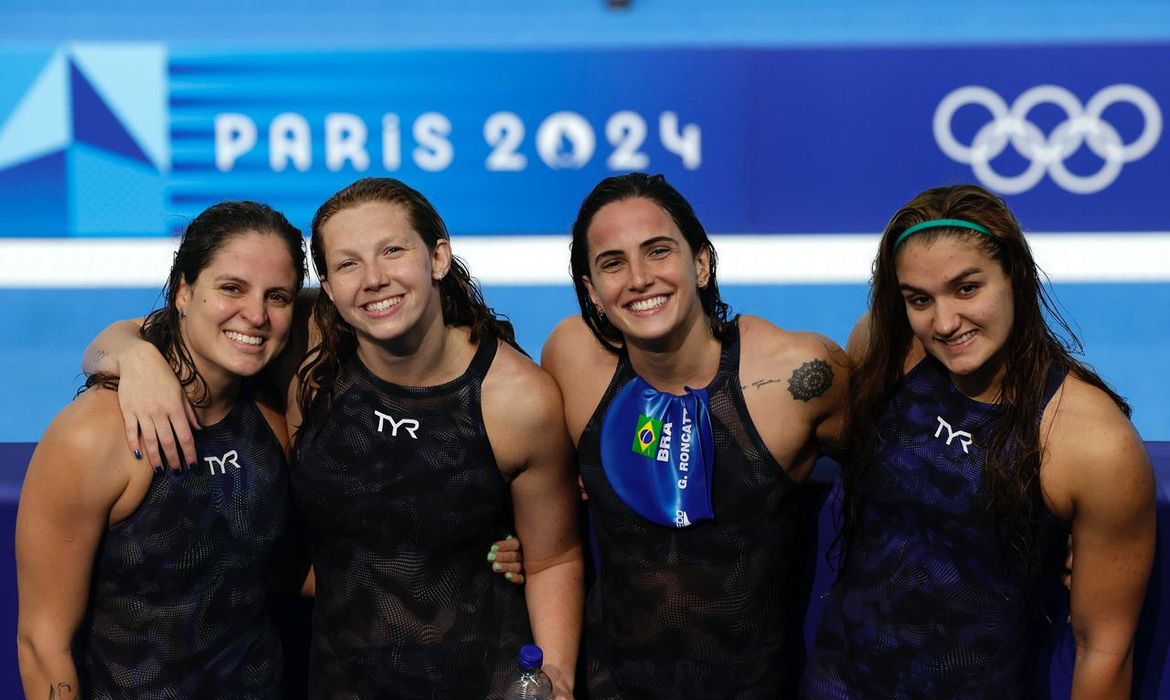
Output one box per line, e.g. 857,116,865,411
153,465,163,474
134,449,143,460
188,462,198,471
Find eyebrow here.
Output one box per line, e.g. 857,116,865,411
592,235,678,265
214,274,250,285
899,266,983,293
328,234,404,261
214,274,293,292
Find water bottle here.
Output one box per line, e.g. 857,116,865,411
503,643,554,699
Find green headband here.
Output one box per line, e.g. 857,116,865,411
893,218,993,248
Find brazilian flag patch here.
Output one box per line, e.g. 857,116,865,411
631,414,663,458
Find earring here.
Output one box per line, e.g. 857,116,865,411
179,309,186,319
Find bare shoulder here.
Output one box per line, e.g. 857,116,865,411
734,316,849,477
739,315,842,356
738,315,847,386
1045,374,1144,461
43,389,132,462
541,316,615,377
539,316,618,443
1042,374,1151,517
26,388,135,507
483,340,571,472
487,340,566,416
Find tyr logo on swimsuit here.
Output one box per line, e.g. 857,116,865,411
934,416,973,454
204,450,241,475
374,410,420,439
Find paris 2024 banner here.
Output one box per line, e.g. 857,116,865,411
0,43,1165,239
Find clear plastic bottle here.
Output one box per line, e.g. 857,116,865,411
503,644,554,700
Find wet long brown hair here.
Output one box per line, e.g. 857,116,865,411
841,184,1129,580
85,201,307,407
296,177,520,420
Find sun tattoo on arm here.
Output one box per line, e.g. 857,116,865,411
787,359,834,401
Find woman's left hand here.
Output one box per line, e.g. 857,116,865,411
487,535,525,585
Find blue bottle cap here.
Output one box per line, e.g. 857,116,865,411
518,643,543,670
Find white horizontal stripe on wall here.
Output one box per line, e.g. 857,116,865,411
1,233,1168,287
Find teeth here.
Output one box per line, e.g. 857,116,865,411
225,330,262,345
944,331,976,346
628,296,667,312
365,297,400,312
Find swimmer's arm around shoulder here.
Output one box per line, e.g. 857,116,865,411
82,316,197,472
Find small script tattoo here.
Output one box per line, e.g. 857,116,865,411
741,377,784,392
49,682,75,700
787,359,834,402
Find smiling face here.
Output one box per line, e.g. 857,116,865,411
896,234,1014,400
581,197,711,348
317,200,450,348
175,230,297,391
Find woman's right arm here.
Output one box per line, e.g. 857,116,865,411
16,399,131,699
83,318,198,471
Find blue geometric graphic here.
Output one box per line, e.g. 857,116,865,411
0,44,167,237
70,63,151,166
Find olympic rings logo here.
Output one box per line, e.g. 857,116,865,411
933,84,1162,194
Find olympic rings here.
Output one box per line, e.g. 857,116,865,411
933,84,1162,194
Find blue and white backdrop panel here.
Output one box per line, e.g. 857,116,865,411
0,44,1167,441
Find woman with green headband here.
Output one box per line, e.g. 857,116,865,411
803,184,1154,697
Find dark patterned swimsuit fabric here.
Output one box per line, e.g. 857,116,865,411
804,356,1067,699
293,339,532,700
75,395,288,699
577,320,815,699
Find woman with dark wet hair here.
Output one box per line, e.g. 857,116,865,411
804,184,1154,698
18,202,307,698
543,172,849,697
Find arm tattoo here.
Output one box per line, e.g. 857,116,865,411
741,377,784,392
787,359,834,401
49,682,75,700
